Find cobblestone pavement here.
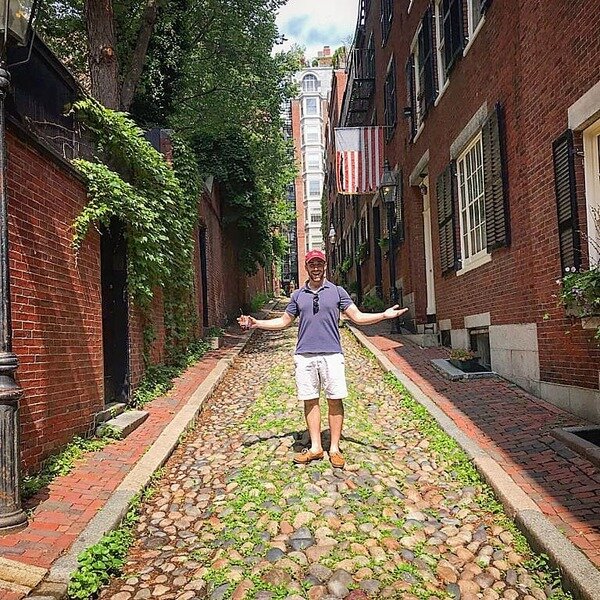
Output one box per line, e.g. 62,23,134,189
100,321,569,600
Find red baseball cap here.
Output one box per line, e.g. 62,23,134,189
305,249,326,263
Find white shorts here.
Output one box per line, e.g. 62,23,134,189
294,353,348,401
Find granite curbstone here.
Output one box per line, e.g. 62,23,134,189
347,324,600,600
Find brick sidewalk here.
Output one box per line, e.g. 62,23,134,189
359,323,600,568
0,328,247,599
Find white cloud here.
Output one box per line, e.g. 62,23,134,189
275,0,359,62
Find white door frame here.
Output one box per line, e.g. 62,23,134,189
422,177,436,316
583,119,600,267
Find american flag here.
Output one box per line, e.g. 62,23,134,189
334,127,384,195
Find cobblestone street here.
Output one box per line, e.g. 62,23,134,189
100,318,568,600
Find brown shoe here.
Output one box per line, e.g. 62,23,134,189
294,448,324,464
329,451,345,469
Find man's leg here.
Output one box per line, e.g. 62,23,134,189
304,398,323,452
294,355,324,463
327,398,344,454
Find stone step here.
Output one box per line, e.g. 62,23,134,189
94,402,127,426
96,410,148,438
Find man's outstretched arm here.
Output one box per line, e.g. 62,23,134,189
343,303,408,326
237,311,295,331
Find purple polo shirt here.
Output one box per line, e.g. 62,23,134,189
285,279,354,354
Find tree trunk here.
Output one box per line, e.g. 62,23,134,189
120,0,160,111
84,0,120,109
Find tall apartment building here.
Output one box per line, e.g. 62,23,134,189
290,50,334,282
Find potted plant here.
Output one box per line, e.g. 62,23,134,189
206,326,224,350
355,242,369,264
448,348,481,372
377,237,390,254
558,265,600,340
339,256,353,275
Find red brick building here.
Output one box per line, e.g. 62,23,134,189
8,40,269,471
326,0,600,422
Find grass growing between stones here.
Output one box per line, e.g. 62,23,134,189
382,371,572,600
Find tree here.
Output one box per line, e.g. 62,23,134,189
41,0,302,274
40,0,159,109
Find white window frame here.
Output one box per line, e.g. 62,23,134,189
457,133,490,272
583,118,600,267
466,0,483,40
302,74,319,93
305,150,321,171
304,124,320,144
303,97,319,117
307,178,322,197
434,0,448,93
410,29,424,130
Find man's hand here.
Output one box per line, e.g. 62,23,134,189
383,305,409,320
237,315,258,330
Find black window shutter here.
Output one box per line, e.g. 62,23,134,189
480,0,492,13
482,103,510,251
405,55,416,140
436,163,457,274
420,6,436,115
552,130,581,274
443,0,464,74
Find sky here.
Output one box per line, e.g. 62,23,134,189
275,0,360,63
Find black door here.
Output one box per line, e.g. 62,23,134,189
199,228,209,328
373,206,383,298
101,220,130,404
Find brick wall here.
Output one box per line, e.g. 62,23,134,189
8,128,104,471
333,0,599,393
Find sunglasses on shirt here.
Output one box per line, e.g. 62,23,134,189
312,294,319,315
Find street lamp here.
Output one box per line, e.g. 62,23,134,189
0,0,40,534
380,160,402,334
328,224,336,244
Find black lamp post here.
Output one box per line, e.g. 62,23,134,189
0,0,40,534
380,160,401,334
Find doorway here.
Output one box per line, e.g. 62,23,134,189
101,220,130,404
373,206,383,298
422,177,437,318
198,227,209,328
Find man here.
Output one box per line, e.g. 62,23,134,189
238,249,408,468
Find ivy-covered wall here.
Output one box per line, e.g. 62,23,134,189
8,128,105,471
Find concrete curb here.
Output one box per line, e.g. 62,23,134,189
347,324,600,600
27,302,276,599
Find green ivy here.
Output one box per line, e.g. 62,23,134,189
71,99,202,359
72,99,195,310
22,436,115,500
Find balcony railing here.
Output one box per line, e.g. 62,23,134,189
341,44,376,127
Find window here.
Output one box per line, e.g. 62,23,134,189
305,151,321,171
467,0,483,39
417,7,436,119
366,34,375,79
303,97,319,116
469,328,491,370
434,2,447,89
310,213,322,223
583,119,600,266
302,74,319,92
457,134,487,265
383,59,397,138
307,178,322,197
380,0,393,44
303,124,320,144
436,0,464,86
